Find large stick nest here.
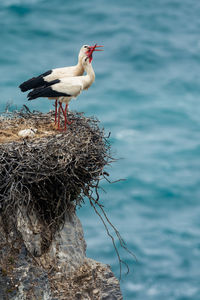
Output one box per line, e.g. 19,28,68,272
0,108,112,234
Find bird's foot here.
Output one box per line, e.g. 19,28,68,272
56,122,68,131
57,128,66,131
55,125,66,131
66,119,73,125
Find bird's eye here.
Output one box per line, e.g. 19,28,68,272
84,46,88,48
85,57,88,61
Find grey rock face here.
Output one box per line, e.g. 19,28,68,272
17,209,86,276
0,224,52,300
0,211,123,299
47,213,87,275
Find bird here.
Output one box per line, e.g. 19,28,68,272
27,55,96,130
19,44,103,124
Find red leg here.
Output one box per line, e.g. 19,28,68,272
59,103,73,130
57,102,72,130
60,104,67,130
55,99,58,125
65,104,73,125
57,102,61,130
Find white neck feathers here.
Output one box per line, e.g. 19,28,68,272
82,62,95,89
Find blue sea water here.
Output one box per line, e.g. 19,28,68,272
1,0,200,299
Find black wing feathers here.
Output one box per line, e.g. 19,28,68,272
19,70,53,92
27,79,71,100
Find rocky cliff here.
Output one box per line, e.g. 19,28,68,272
0,211,122,299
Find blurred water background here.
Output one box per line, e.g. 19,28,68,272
1,0,200,299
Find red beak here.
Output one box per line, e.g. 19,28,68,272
86,44,104,62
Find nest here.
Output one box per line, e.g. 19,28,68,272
0,108,112,236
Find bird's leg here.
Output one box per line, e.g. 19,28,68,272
60,104,67,130
57,102,62,130
54,99,58,125
58,104,73,130
65,104,73,125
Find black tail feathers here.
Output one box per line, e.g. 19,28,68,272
19,70,52,92
27,79,68,100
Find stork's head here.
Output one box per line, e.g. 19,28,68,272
79,44,103,63
81,56,90,68
86,44,104,63
79,45,91,58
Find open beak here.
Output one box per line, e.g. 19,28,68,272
87,44,104,62
89,44,104,51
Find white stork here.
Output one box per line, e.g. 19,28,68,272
19,44,103,124
27,55,97,130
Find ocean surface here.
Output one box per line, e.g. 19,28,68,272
1,0,200,299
